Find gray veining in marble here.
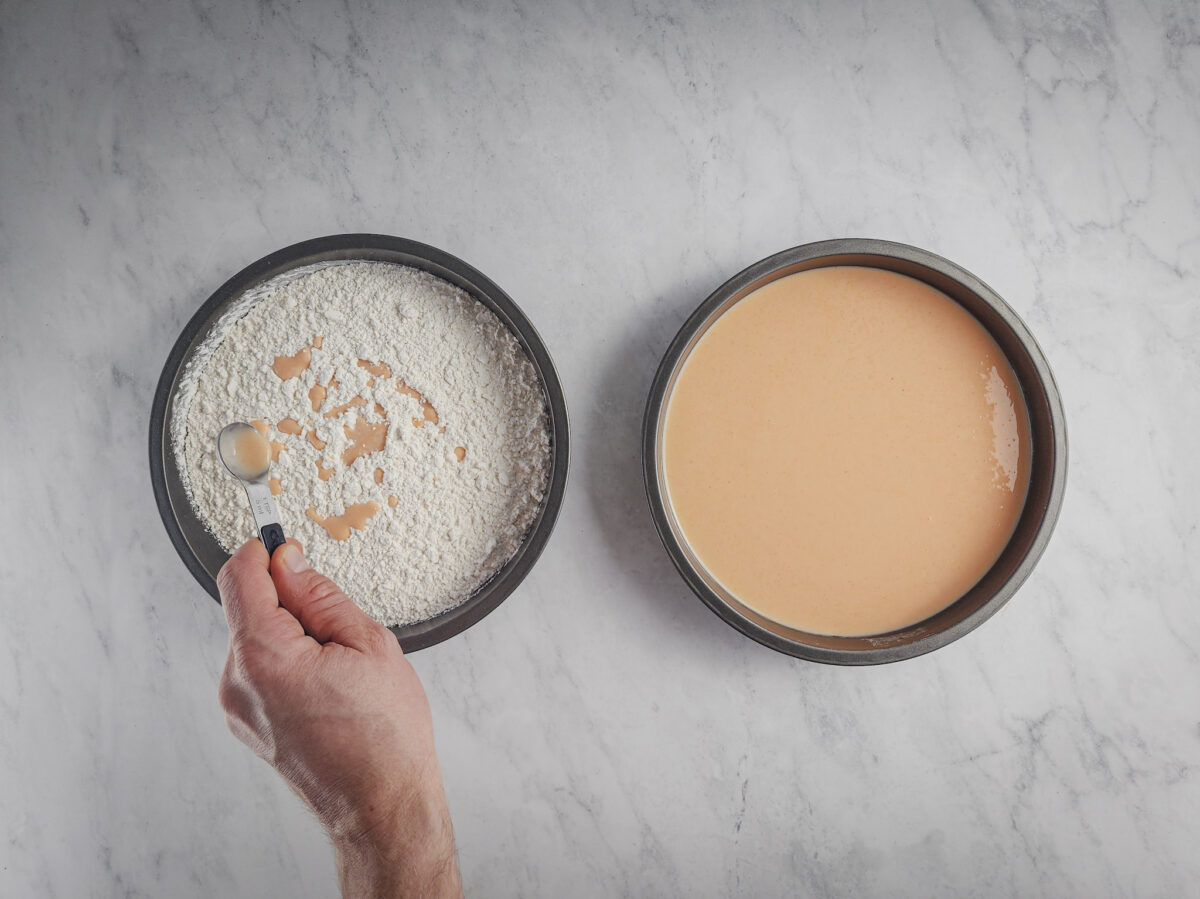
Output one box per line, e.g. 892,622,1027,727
2,1,1198,896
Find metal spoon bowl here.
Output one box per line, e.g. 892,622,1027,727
216,422,287,559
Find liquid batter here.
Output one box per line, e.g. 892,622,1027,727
662,266,1031,636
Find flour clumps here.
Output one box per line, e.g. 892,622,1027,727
172,262,551,626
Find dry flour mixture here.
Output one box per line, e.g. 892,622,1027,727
172,261,551,626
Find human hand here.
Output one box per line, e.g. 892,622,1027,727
217,538,461,898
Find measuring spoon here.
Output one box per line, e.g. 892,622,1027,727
216,421,287,559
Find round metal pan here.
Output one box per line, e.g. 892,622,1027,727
150,234,569,652
643,238,1067,665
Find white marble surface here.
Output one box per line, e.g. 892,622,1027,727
3,1,1198,895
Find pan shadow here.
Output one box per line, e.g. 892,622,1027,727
581,279,749,654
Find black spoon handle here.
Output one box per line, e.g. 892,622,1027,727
260,522,286,559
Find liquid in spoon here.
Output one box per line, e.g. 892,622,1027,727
217,423,271,481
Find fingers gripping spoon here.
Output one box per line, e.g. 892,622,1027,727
216,422,287,559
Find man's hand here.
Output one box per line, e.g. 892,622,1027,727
217,539,462,898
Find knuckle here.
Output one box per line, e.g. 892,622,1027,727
215,560,239,599
224,712,259,752
305,575,347,609
217,674,237,712
225,641,279,692
218,659,252,715
237,649,275,687
365,625,395,654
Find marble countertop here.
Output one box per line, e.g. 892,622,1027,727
4,1,1198,896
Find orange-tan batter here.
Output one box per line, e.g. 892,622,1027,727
662,266,1031,636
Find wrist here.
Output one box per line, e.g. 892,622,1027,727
333,775,460,898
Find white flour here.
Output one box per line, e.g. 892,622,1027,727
171,261,550,626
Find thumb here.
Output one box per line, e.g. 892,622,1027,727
271,541,388,651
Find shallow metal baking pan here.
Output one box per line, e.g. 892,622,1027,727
150,234,569,652
643,238,1067,665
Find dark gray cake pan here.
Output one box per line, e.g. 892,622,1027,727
150,233,569,652
643,238,1067,665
